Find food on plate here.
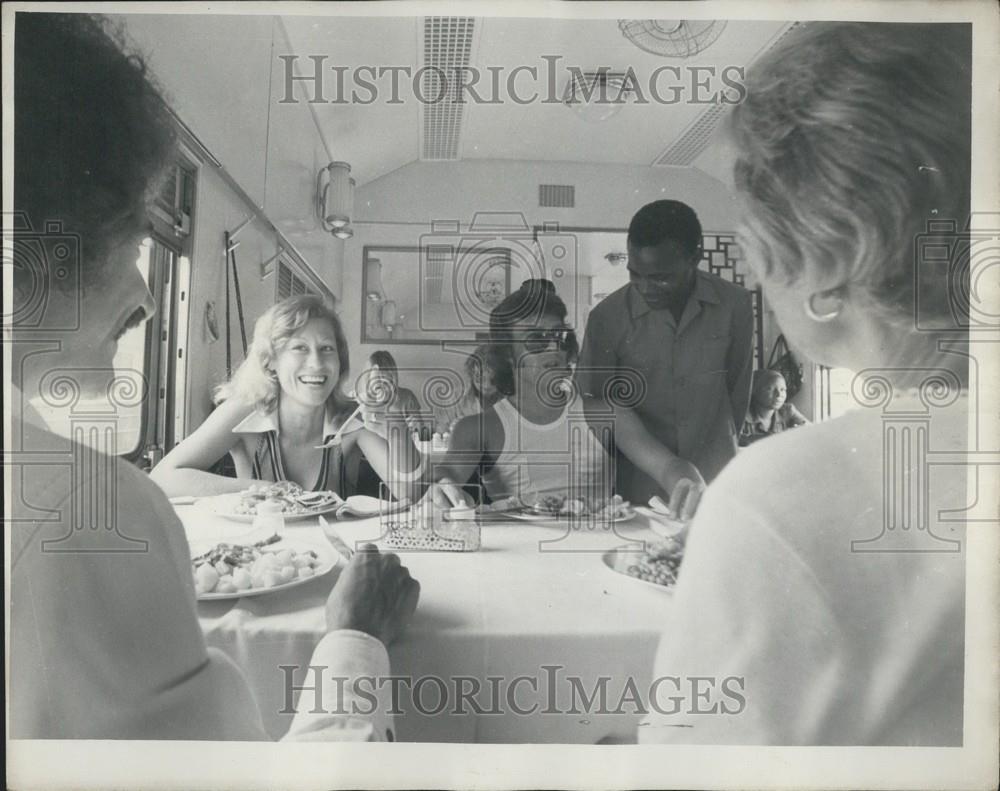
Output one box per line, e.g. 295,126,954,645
623,537,685,588
191,538,322,595
231,481,342,516
475,496,523,514
529,493,634,519
594,494,633,520
532,494,571,515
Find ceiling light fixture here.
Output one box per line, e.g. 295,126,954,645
317,161,355,235
562,71,635,123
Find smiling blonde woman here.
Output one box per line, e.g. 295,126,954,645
152,294,420,498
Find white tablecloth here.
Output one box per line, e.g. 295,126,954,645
178,506,675,743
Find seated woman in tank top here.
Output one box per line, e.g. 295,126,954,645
432,280,612,511
152,295,421,499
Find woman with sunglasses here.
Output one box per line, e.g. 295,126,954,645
432,279,611,510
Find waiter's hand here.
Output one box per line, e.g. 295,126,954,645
666,477,704,521
659,458,706,521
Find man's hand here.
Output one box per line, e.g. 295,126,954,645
659,458,706,521
666,477,704,522
325,545,420,646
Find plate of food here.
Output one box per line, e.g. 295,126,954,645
191,535,338,600
601,536,685,593
195,481,344,522
510,494,637,523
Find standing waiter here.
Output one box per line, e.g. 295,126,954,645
576,200,754,510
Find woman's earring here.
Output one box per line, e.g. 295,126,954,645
804,290,843,322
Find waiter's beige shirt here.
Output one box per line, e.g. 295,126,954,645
577,271,755,499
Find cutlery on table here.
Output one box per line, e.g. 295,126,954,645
319,515,355,561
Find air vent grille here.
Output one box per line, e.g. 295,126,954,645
539,184,575,208
654,22,804,167
655,103,729,166
421,17,475,161
276,260,314,301
424,245,449,304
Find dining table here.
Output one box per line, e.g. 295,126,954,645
177,502,679,743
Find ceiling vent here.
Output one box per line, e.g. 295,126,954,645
653,22,804,167
539,184,575,208
420,16,475,161
655,104,729,167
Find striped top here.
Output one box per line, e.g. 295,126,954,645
232,408,355,495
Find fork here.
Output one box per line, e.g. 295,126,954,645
315,403,365,448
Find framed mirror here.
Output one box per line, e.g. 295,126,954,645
362,245,513,344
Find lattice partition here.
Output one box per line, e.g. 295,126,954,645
700,233,764,369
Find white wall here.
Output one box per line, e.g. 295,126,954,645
119,14,345,433
343,159,741,400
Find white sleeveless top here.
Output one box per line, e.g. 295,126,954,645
480,397,612,505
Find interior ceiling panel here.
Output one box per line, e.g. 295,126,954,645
277,16,791,183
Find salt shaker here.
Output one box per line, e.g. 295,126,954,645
253,500,285,540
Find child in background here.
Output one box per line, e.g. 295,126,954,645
739,369,809,446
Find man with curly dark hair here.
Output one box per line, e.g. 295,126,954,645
9,12,418,741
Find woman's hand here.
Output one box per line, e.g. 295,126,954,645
423,477,475,509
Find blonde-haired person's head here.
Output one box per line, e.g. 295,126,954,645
215,295,352,415
729,23,971,330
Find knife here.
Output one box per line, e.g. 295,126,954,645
319,515,355,561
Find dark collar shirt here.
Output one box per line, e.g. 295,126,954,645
575,270,754,501
739,402,809,447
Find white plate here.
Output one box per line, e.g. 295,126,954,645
194,492,344,523
634,506,690,538
601,546,677,594
335,495,410,519
193,539,338,601
509,508,637,524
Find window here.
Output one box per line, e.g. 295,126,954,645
816,365,857,421
127,158,195,467
110,241,153,456
154,162,196,236
115,235,188,463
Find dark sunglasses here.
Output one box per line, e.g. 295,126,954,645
522,327,576,352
